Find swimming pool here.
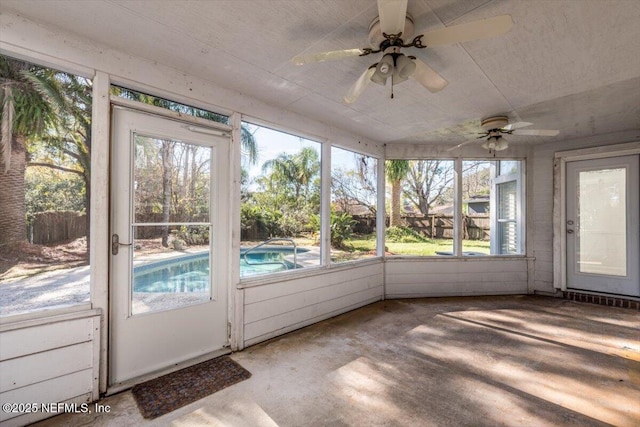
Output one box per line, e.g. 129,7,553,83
133,247,309,293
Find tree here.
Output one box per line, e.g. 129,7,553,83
0,56,63,245
331,154,377,215
261,147,320,201
385,160,410,226
403,160,455,216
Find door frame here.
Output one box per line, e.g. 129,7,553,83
553,141,640,291
107,98,236,391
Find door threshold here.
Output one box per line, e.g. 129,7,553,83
106,347,232,396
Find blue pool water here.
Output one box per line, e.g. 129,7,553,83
133,247,309,293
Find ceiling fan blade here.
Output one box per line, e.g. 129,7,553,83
447,140,476,151
503,121,533,131
511,129,560,136
292,48,364,65
419,15,513,48
377,0,408,35
344,67,376,104
412,59,448,93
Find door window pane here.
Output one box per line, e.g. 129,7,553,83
577,168,627,276
131,226,211,314
134,136,211,224
131,134,213,315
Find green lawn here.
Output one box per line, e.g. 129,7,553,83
344,234,490,256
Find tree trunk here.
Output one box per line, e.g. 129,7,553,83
161,141,174,247
0,136,28,246
390,179,403,227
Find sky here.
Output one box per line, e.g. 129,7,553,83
242,122,376,183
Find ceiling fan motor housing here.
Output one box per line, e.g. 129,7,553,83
368,14,415,48
481,116,509,132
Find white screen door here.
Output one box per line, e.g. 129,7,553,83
566,155,640,297
110,107,230,385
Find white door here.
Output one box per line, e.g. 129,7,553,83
566,155,640,297
110,106,230,385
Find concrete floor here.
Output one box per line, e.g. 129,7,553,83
34,296,640,426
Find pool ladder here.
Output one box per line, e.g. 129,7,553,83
243,238,298,271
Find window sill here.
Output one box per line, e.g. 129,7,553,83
238,257,383,289
0,303,97,331
385,255,534,262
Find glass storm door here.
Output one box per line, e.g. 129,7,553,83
110,107,230,386
566,155,640,297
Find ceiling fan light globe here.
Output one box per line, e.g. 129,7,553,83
370,69,388,86
495,139,509,151
376,54,395,77
395,54,416,79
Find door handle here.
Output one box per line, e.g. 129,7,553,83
112,234,132,255
566,229,574,234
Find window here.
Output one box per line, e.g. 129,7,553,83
240,122,322,278
385,160,455,256
385,158,524,257
492,160,524,255
0,55,92,316
330,147,378,263
111,85,229,124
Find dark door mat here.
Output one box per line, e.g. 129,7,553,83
132,355,251,419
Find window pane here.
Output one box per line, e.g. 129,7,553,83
0,56,91,317
385,160,455,256
131,226,211,315
461,161,491,255
110,85,229,124
134,136,211,224
240,122,322,278
577,168,626,276
331,147,378,263
497,180,518,254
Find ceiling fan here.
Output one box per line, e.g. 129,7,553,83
291,0,513,103
449,116,560,154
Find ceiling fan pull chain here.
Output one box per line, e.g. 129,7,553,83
390,74,394,99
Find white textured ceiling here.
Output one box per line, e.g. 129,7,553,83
3,0,640,147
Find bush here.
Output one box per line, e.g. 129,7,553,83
386,226,431,243
176,225,209,245
330,212,357,249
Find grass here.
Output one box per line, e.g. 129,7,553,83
344,233,490,257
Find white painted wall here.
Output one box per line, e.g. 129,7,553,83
0,311,100,427
242,263,383,347
385,258,529,298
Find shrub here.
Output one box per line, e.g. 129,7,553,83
386,226,431,243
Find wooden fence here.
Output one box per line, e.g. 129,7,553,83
28,211,86,244
352,214,490,241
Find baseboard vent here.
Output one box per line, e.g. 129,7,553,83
563,291,640,310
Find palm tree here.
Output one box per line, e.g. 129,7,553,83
0,56,63,245
261,147,320,200
385,160,410,227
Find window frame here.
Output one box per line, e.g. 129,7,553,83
384,157,526,258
